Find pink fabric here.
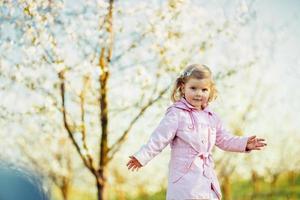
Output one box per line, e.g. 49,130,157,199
134,98,249,200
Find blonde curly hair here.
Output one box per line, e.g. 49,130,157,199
171,64,218,102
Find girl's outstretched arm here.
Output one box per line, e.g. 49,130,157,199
214,115,267,152
215,119,249,152
129,107,179,167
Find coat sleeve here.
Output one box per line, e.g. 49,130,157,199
214,114,249,152
133,107,179,166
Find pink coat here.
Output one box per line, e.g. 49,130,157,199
134,98,249,200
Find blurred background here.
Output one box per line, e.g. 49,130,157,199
0,0,300,199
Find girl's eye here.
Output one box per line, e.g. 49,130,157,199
202,89,208,92
191,87,196,90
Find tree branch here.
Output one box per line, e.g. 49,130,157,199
79,75,97,171
59,70,99,178
107,85,170,161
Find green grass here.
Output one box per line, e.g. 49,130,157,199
51,174,300,200
129,189,166,200
231,180,300,200
137,175,300,200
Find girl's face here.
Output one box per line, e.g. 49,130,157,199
181,78,211,110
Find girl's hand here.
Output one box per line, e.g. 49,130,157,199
127,156,142,171
246,135,267,151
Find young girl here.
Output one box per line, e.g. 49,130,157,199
127,64,266,200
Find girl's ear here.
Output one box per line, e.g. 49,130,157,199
180,83,185,94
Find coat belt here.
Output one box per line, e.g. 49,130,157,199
186,152,214,179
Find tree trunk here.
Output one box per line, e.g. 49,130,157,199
251,170,259,199
271,173,278,189
221,176,231,200
97,0,113,199
96,181,104,200
61,178,70,200
287,171,296,186
269,173,279,198
96,171,106,200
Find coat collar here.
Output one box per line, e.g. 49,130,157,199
174,97,212,115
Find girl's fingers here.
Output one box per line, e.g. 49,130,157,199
248,135,256,141
131,165,138,171
248,137,256,144
130,165,135,171
127,157,134,166
127,164,132,170
128,161,136,170
126,160,132,167
246,136,267,150
127,156,141,169
129,156,136,161
131,165,140,172
127,159,142,171
128,163,134,169
259,142,267,146
257,141,267,146
127,159,135,167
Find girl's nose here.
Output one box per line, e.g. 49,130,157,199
196,91,203,96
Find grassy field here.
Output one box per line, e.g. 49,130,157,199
52,173,300,200
129,181,300,200
128,174,300,200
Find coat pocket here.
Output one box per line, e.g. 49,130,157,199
169,156,192,183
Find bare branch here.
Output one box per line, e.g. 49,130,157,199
107,84,170,161
79,75,97,171
59,70,97,175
